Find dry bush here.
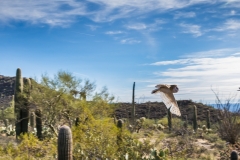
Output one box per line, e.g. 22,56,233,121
213,91,240,144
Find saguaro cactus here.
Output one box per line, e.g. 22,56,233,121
147,103,151,119
58,125,73,160
14,68,23,137
183,115,188,128
131,82,135,124
14,69,32,137
30,112,35,128
3,119,9,128
230,150,238,160
206,110,211,129
75,117,80,127
193,105,198,132
21,78,32,133
159,150,165,157
117,119,124,129
35,109,43,140
116,119,124,146
167,109,172,132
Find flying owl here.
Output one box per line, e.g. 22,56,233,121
152,84,181,116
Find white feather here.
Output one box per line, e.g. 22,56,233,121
160,92,172,109
170,105,181,116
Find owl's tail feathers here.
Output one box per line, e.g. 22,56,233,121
152,89,160,94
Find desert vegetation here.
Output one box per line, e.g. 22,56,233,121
0,68,240,159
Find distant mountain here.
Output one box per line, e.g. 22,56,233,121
115,100,221,123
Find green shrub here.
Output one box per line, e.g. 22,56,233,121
0,133,56,159
142,119,156,129
204,134,219,143
72,118,119,159
214,139,226,150
157,117,168,126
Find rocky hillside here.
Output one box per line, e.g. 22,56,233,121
0,75,15,109
114,100,221,123
0,75,15,97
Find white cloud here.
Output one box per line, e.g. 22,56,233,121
232,52,240,55
0,0,87,27
126,19,165,31
230,10,236,15
126,23,147,30
183,48,240,58
174,11,196,19
180,23,203,37
159,57,239,77
85,0,218,22
213,19,240,31
124,19,164,46
223,19,240,30
0,0,216,26
150,59,190,65
121,38,141,44
86,25,100,31
221,0,240,7
147,49,240,103
105,31,124,35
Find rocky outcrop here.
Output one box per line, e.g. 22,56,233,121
0,75,15,108
114,100,221,123
0,75,15,97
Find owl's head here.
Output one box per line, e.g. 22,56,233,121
171,85,179,93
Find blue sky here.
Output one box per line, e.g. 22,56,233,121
0,0,240,104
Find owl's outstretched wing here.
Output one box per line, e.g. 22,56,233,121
155,84,171,89
159,92,181,116
170,104,181,117
159,91,175,109
152,84,170,94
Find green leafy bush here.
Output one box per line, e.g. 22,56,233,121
0,133,56,159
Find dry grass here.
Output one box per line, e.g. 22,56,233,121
0,135,17,146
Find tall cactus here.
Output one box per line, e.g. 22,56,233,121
117,119,124,129
147,103,151,119
35,109,43,140
75,117,80,127
30,112,35,128
206,110,211,129
58,125,73,160
183,115,188,128
230,150,238,160
116,119,124,146
193,105,198,132
22,78,32,133
167,109,172,132
3,119,9,128
14,69,32,137
131,82,135,125
14,68,23,137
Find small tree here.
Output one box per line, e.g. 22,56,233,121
30,71,84,137
30,71,100,137
79,79,96,101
